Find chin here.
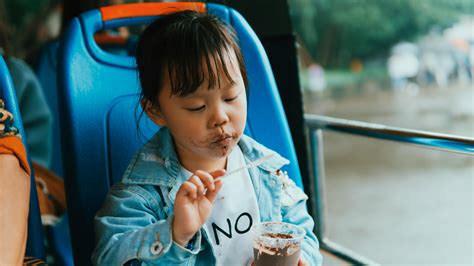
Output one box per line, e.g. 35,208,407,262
212,143,236,158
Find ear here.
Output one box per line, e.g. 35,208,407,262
141,99,167,127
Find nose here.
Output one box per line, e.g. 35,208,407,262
209,104,229,128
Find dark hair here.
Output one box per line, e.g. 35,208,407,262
135,10,248,109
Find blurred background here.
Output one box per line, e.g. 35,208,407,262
289,0,473,264
3,0,473,264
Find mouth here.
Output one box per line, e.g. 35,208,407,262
211,133,234,146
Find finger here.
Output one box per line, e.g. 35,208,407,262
206,169,225,202
298,259,307,266
205,178,223,203
194,170,216,191
188,175,206,196
210,169,226,179
177,181,198,200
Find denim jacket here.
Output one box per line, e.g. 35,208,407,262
92,128,322,265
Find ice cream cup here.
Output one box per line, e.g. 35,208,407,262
252,222,306,266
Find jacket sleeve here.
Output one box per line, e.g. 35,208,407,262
279,172,323,266
92,183,202,265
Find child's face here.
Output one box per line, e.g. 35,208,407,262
148,50,247,169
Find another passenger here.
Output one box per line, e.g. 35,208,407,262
0,99,31,264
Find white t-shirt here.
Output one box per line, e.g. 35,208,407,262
181,146,260,265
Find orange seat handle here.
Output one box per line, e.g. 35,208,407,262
100,2,206,22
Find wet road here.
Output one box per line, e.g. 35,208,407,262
303,84,474,264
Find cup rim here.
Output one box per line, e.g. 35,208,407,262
252,221,306,241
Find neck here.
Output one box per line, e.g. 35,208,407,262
172,141,228,173
179,154,227,173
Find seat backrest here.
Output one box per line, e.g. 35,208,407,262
35,37,137,177
94,32,139,56
0,56,45,260
58,3,302,263
35,41,63,176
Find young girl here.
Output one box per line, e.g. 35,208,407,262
93,10,322,265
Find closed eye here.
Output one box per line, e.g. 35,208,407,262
225,95,239,102
186,105,205,112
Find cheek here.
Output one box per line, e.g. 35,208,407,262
170,127,205,151
165,111,202,130
171,121,206,143
233,102,247,127
171,122,201,139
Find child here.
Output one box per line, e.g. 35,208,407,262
92,10,322,265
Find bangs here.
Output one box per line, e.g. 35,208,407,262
136,11,248,106
162,13,243,97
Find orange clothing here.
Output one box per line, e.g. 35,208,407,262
1,98,65,224
0,135,31,174
0,99,30,174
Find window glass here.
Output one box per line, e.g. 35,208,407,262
289,0,473,264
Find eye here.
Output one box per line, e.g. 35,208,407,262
186,105,205,112
225,95,239,102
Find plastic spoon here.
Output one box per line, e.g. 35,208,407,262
214,154,273,182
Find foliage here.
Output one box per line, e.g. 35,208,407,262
2,0,57,57
289,0,473,67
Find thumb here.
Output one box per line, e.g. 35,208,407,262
298,259,308,266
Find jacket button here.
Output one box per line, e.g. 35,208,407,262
150,241,163,255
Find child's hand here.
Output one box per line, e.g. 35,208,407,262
298,259,308,266
172,169,225,246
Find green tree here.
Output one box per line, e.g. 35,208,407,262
3,0,57,57
289,0,473,67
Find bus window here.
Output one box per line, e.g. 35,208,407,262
289,0,473,264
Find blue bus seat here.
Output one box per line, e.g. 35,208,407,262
35,41,62,176
35,41,74,266
35,38,137,176
58,3,302,263
0,56,45,260
94,32,139,56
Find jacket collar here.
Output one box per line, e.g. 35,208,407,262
121,128,289,187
